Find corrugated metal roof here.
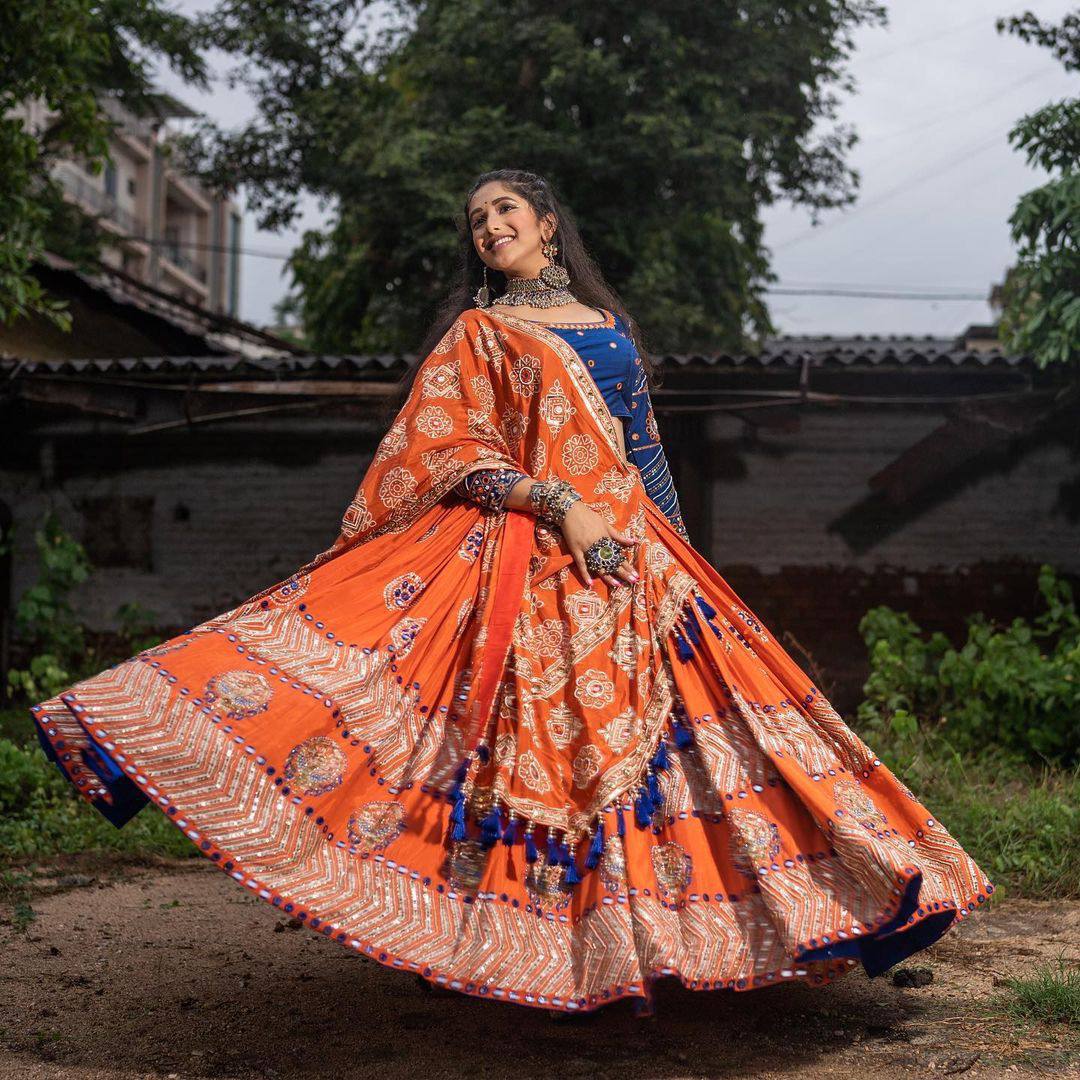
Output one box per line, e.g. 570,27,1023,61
0,336,1026,375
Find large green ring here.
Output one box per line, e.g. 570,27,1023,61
584,536,626,576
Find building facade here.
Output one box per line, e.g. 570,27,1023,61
17,94,241,315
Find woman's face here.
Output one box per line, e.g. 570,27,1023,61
468,182,553,280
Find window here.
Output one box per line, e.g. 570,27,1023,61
127,177,137,197
104,162,117,200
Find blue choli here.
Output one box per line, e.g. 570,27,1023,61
544,310,688,540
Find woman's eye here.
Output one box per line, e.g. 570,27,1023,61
472,204,514,229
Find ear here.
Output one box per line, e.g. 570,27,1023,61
540,211,558,244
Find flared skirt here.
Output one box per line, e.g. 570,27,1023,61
31,496,994,1014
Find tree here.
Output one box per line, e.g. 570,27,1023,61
190,0,887,353
0,0,207,327
996,11,1080,368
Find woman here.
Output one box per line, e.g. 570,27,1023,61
32,169,994,1019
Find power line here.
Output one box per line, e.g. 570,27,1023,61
856,66,1053,152
765,286,987,301
857,13,995,65
773,127,1009,252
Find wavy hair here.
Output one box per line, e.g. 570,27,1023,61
379,168,660,425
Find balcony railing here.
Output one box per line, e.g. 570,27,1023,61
99,95,156,143
162,243,208,284
54,166,147,240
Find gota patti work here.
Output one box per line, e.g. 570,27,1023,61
32,305,993,1015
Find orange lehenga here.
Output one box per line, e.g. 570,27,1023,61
32,306,994,1015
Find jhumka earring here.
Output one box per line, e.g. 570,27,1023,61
539,238,570,290
474,264,492,308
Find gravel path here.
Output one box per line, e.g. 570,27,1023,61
1,856,1076,1079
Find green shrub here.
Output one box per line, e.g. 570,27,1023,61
4,515,162,705
5,512,92,702
0,737,195,862
857,564,1080,767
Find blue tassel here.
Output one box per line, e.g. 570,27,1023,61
683,604,702,645
647,769,663,807
480,804,502,848
547,831,559,866
525,830,539,862
673,627,693,662
695,593,717,620
672,718,694,749
634,786,654,828
585,822,605,869
652,739,669,771
501,816,518,846
475,743,490,764
446,767,468,842
447,757,469,808
564,853,582,886
616,805,626,837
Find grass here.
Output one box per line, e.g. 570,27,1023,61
858,725,1080,901
987,956,1080,1029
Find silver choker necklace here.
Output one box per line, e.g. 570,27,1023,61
493,275,577,310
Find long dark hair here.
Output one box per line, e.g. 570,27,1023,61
379,168,661,425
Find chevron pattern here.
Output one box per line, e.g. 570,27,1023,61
31,485,994,1017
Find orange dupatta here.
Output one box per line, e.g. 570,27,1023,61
237,305,705,849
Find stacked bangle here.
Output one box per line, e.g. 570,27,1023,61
528,478,581,528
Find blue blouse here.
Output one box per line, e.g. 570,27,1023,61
455,308,689,541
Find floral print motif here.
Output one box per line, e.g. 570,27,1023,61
575,669,615,710
562,433,599,475
203,670,273,720
598,708,638,754
516,749,551,794
572,744,603,788
546,705,583,749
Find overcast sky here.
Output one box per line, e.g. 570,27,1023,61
156,0,1077,339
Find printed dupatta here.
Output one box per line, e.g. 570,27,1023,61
247,305,705,860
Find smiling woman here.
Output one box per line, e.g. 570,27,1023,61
32,167,994,1022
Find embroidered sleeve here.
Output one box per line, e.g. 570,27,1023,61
453,467,530,512
626,360,690,542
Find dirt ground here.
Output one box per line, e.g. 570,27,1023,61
0,855,1076,1080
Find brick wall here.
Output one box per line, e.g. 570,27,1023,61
687,404,1080,706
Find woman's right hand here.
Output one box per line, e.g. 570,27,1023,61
558,502,641,589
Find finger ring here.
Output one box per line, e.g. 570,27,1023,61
584,536,625,576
